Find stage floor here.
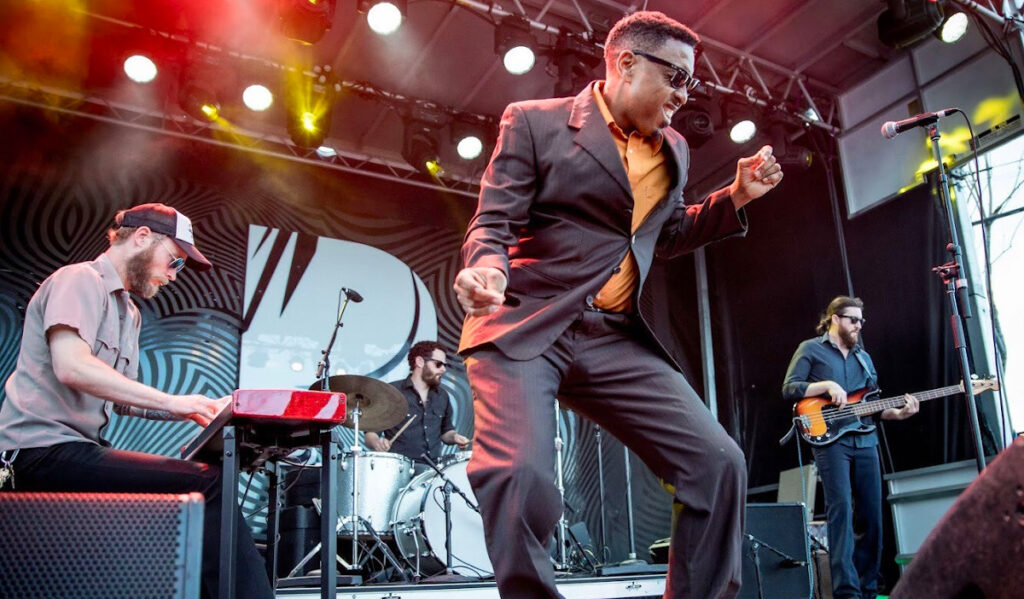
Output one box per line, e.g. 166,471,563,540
274,573,667,598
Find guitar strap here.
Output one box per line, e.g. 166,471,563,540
853,348,876,387
853,348,878,426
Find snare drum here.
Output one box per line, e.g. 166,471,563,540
337,451,413,536
390,452,492,577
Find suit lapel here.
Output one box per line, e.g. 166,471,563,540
568,87,632,198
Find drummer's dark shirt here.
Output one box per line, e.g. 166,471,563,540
380,377,455,463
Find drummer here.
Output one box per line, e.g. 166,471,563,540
365,341,470,468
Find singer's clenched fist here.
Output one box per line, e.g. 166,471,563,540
729,145,784,209
454,267,507,316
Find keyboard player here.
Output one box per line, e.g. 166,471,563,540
0,204,273,599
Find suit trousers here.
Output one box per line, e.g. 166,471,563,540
12,442,275,599
464,310,746,599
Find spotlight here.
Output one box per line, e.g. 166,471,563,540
936,11,968,43
123,54,157,83
242,84,274,111
315,146,337,158
285,66,337,147
877,0,944,49
451,118,493,161
403,120,444,177
359,0,406,35
179,77,221,122
725,98,758,144
495,17,537,75
673,104,715,149
279,0,337,45
767,122,813,172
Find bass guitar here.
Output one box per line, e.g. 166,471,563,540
792,377,998,447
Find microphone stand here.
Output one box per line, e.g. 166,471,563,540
315,293,356,388
745,532,807,599
926,122,987,473
419,453,479,581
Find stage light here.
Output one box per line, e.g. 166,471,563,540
456,135,483,160
359,0,406,35
552,31,602,97
179,79,221,122
242,84,274,111
315,146,337,158
495,17,537,75
279,0,337,45
767,122,813,172
123,55,157,83
285,67,337,147
725,98,758,144
403,120,444,177
803,107,821,122
937,11,968,43
674,105,715,149
877,0,944,49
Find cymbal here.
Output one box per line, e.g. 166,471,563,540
308,375,406,432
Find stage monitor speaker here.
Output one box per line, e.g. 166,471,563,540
890,437,1024,599
738,502,812,599
0,492,204,599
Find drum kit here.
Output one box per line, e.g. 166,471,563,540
283,373,492,582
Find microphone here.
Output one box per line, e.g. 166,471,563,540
880,108,957,139
341,287,363,303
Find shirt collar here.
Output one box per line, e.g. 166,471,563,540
819,332,860,353
93,253,127,296
591,81,664,153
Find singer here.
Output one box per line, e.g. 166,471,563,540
452,11,784,599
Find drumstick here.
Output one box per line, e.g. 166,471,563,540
385,414,417,448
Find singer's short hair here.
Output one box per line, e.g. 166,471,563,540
816,296,864,335
604,11,700,68
408,340,446,369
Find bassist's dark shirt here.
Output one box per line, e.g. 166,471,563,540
782,333,879,448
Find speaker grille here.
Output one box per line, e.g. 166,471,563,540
0,492,203,599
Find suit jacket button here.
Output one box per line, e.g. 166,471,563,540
612,266,621,274
630,234,636,244
585,295,595,306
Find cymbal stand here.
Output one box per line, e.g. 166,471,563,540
595,424,607,562
419,453,480,580
553,400,569,570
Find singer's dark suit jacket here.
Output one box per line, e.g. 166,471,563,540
459,85,747,365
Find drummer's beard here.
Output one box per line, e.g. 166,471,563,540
422,370,443,389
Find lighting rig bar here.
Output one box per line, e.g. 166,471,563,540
0,77,481,199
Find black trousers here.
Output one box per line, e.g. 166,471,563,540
13,442,274,599
464,310,747,599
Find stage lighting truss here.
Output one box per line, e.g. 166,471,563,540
495,16,537,75
877,0,945,49
358,0,407,35
279,0,337,45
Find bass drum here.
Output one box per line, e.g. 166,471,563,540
390,453,493,577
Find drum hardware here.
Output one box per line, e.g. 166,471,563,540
553,400,569,570
418,453,480,581
595,424,608,562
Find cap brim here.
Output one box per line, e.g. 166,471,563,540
179,241,213,272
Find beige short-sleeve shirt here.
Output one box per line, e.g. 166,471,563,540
0,254,141,449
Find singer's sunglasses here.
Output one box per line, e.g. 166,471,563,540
632,50,701,92
158,238,187,273
838,314,866,326
426,358,449,369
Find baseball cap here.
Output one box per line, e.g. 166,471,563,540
117,203,213,272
